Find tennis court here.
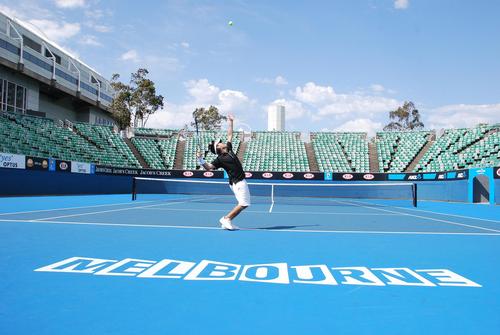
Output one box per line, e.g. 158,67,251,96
0,180,499,334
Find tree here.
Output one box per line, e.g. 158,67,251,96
191,106,227,131
383,101,424,131
110,69,164,129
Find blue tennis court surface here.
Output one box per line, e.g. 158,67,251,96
1,194,499,334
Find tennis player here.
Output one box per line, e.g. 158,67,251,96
197,115,250,230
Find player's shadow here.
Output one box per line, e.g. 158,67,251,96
253,224,319,230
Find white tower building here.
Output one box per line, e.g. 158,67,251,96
268,105,285,131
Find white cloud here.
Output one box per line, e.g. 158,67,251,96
425,103,500,129
28,19,80,42
54,0,86,9
148,79,252,129
394,0,409,10
180,42,190,49
266,99,307,120
294,82,336,105
370,84,385,93
333,118,382,136
274,76,288,86
185,79,220,103
256,75,288,86
79,35,101,46
294,82,400,118
89,23,112,33
218,90,251,114
120,49,140,62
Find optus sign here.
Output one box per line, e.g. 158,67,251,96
0,152,26,169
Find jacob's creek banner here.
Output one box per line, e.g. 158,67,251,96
0,152,26,169
95,165,225,179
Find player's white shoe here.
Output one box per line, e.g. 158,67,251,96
219,216,238,230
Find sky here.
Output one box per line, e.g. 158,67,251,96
0,0,499,134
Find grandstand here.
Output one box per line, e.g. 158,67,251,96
243,131,309,172
1,112,500,173
376,131,431,173
312,132,369,172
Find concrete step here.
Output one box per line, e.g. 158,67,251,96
369,143,379,173
174,139,186,169
304,142,319,172
123,137,150,169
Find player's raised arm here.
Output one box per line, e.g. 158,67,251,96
197,150,215,170
227,114,234,143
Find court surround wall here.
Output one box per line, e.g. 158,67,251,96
0,167,470,203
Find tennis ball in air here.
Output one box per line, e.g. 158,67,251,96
228,21,234,26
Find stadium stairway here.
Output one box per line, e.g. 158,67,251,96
405,134,435,172
124,137,149,169
174,139,186,169
369,142,379,173
304,142,319,172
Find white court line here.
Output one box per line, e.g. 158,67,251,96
137,207,400,216
32,196,216,221
0,199,161,216
0,218,498,236
335,199,500,233
392,205,500,224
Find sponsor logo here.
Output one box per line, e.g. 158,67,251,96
496,168,500,177
363,174,374,180
26,158,34,168
408,175,418,180
262,172,273,179
42,160,48,169
183,171,194,177
437,174,445,180
0,153,25,169
304,173,314,179
203,171,214,177
283,173,294,179
342,174,353,180
35,256,482,288
245,172,253,178
59,162,68,170
457,172,465,179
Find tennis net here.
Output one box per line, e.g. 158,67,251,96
131,177,418,208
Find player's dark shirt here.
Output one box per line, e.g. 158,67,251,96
211,142,245,185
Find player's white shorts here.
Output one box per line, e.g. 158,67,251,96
229,179,251,207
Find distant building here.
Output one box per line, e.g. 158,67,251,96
0,11,115,125
268,105,285,131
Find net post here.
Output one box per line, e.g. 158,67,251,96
132,177,137,201
412,183,417,207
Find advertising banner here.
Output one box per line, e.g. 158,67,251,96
0,152,26,169
244,171,324,180
25,156,49,170
331,172,387,181
71,161,94,174
95,166,224,178
494,167,500,179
